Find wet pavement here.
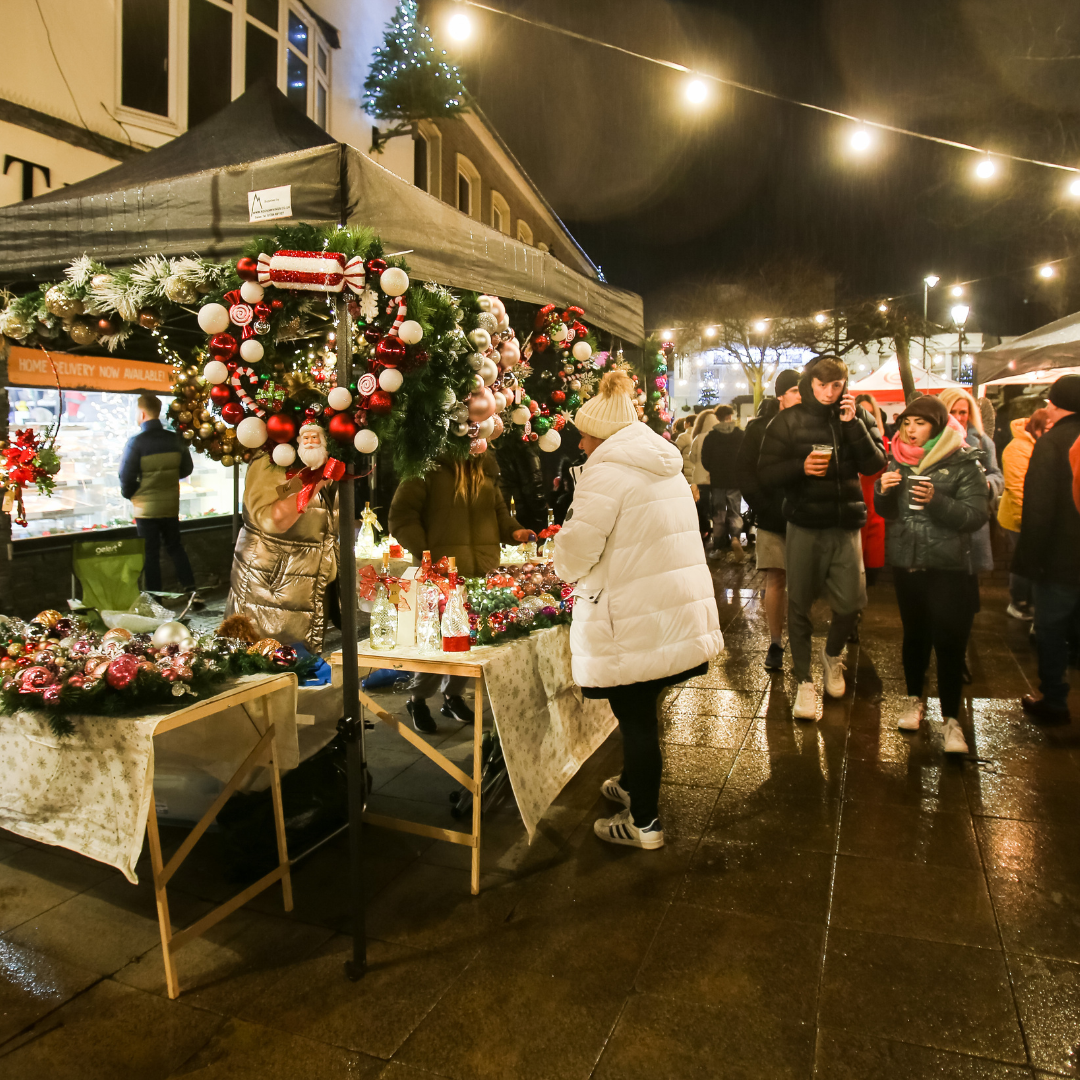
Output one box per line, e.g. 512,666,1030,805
2,552,1080,1079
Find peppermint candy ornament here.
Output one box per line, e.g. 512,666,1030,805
357,372,378,397
255,250,369,295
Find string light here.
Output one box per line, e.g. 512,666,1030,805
849,126,874,154
950,285,965,298
448,12,472,40
753,320,768,333
1069,178,1080,198
685,79,708,105
1038,264,1056,279
975,156,997,180
877,303,889,313
814,313,827,324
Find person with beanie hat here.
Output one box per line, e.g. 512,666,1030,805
553,370,724,850
699,404,746,561
1015,373,1080,723
875,394,989,753
736,370,804,670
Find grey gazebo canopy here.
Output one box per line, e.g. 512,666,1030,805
0,83,644,343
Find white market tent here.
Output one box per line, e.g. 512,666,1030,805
975,311,1080,385
849,357,962,404
980,365,1080,390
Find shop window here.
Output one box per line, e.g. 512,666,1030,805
458,173,471,216
491,191,510,234
187,0,233,129
121,0,171,117
245,19,278,91
516,219,534,246
456,154,481,221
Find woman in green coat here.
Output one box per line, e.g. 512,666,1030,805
389,455,532,733
874,395,989,755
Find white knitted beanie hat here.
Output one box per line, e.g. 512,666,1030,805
574,370,638,439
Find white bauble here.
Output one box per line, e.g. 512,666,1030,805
379,267,409,296
469,373,485,393
378,367,404,393
327,386,353,411
490,297,507,320
511,405,531,425
272,442,297,467
479,357,499,386
398,319,423,345
476,417,496,439
538,429,562,453
354,428,379,454
467,352,485,371
492,391,507,412
477,295,493,312
497,315,510,332
239,338,264,363
240,280,265,304
203,360,229,385
236,416,268,448
197,303,230,335
152,621,194,648
468,327,491,352
550,322,569,342
572,340,593,362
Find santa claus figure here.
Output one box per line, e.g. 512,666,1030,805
225,421,339,652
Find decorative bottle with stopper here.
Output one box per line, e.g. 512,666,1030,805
356,501,381,558
440,556,471,652
369,553,398,651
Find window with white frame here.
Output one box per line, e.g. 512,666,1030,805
456,154,481,221
516,219,534,246
491,191,510,234
118,0,333,133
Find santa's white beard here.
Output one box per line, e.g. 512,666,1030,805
298,443,328,470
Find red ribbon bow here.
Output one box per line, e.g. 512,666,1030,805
285,457,347,514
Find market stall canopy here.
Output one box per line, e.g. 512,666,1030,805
0,83,644,343
975,311,1080,385
848,357,962,403
980,365,1080,388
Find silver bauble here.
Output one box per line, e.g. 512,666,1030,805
451,402,470,421
164,276,198,304
476,311,498,333
451,421,470,437
152,621,195,648
467,352,485,371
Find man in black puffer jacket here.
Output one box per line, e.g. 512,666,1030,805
699,404,745,561
758,356,886,719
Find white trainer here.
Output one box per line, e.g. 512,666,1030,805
821,648,846,698
793,680,818,721
593,808,664,849
600,775,631,809
943,718,969,754
897,696,925,731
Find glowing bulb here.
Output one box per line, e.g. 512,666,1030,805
447,12,471,40
1069,178,1080,198
950,285,964,298
924,274,939,288
1039,264,1056,279
662,329,673,341
975,156,996,180
704,325,717,338
753,320,768,334
878,303,889,313
951,304,970,326
685,79,708,105
814,313,827,325
849,126,873,153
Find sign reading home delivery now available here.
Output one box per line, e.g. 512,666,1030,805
7,347,175,393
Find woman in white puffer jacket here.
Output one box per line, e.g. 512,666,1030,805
554,371,724,851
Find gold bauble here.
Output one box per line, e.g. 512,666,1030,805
45,285,83,318
168,400,182,415
182,429,195,441
33,609,62,628
214,421,227,434
198,423,214,438
164,277,197,304
68,319,98,345
175,373,190,386
137,309,162,330
186,365,199,377
90,273,112,290
199,410,213,424
178,411,193,423
248,638,282,658
221,454,235,467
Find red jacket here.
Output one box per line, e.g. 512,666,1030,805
859,433,888,569
1071,433,1080,515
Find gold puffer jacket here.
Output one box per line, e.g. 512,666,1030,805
226,456,338,653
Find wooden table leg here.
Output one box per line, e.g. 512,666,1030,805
471,674,483,896
145,793,180,1000
263,698,294,912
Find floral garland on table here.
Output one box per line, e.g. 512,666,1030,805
0,611,316,739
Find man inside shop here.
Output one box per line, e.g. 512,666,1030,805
226,422,339,653
118,393,201,605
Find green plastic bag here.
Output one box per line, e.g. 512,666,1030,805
72,537,145,613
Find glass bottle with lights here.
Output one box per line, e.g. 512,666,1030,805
418,549,433,581
440,556,471,652
415,582,442,654
356,501,380,558
369,553,398,651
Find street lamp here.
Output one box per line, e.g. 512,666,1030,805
922,275,939,364
951,303,969,383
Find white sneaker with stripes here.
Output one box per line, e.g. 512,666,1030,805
600,776,631,809
593,808,664,849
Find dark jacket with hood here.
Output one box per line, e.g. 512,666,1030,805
699,420,744,490
873,425,989,573
757,370,887,531
736,405,786,535
1013,411,1080,586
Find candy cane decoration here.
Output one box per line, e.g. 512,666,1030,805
230,366,266,417
386,296,407,335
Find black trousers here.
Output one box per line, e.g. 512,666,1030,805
608,683,663,826
135,517,196,593
893,568,978,720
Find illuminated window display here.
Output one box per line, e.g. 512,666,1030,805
8,389,243,538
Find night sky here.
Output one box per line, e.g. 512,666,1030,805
454,0,1080,336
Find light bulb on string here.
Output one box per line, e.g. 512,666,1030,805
685,79,707,105
974,156,996,180
950,285,964,298
447,12,471,40
1039,264,1056,279
1068,178,1080,198
849,126,874,154
814,313,827,325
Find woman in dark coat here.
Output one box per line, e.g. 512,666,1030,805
875,396,989,755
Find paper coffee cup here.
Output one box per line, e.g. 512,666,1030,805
907,475,933,510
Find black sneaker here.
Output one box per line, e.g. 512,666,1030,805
764,642,784,671
441,694,473,723
407,699,438,734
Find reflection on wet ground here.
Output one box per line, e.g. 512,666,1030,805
2,559,1080,1079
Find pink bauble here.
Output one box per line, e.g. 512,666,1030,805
498,338,521,368
467,389,497,423
469,437,488,456
489,415,505,440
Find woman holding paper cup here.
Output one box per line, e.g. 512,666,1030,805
874,396,989,754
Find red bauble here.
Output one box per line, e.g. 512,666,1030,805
97,315,121,335
375,335,406,367
529,400,539,415
366,257,388,275
105,653,140,690
534,304,556,330
209,333,238,360
572,321,588,338
220,402,245,426
66,674,85,690
328,413,358,443
533,334,550,353
551,390,566,405
265,413,297,443
367,390,393,416
553,415,566,431
236,256,259,281
270,298,284,310
209,384,233,406
363,327,383,344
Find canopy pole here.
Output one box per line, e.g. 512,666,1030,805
334,291,367,980
232,460,240,543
